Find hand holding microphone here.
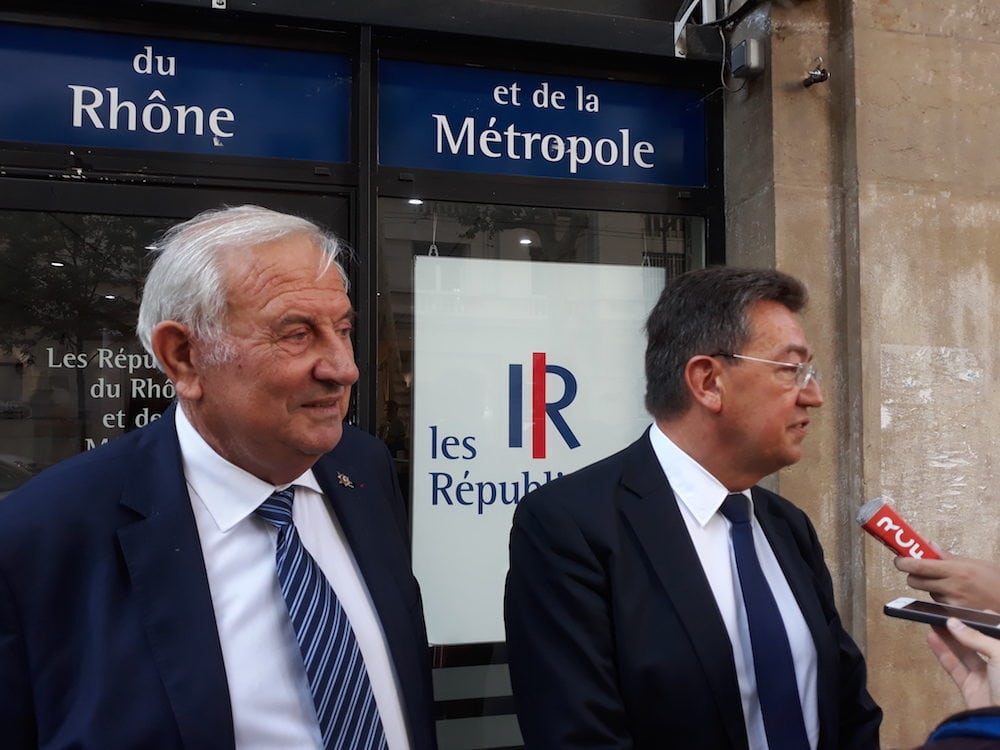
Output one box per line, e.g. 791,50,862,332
896,554,1000,613
860,499,1000,722
859,498,1000,612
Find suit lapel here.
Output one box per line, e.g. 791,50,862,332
312,446,430,742
116,406,235,750
618,435,749,750
752,490,837,743
313,451,415,616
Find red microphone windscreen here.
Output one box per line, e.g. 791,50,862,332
857,498,940,560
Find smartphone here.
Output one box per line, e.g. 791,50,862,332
884,597,1000,638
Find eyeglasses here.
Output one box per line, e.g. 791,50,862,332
713,353,821,389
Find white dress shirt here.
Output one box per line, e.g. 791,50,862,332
648,423,819,750
175,406,412,750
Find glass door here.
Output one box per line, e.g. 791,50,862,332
376,195,705,750
376,195,705,505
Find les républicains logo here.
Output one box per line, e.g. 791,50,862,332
508,352,580,459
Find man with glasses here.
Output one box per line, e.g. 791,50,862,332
505,266,882,749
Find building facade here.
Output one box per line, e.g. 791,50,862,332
1,1,997,748
727,1,1000,747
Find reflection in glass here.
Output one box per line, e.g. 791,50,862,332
375,197,705,504
0,211,174,483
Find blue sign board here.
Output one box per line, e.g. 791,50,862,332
0,23,351,162
379,60,705,186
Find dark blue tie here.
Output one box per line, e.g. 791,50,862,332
257,487,388,750
720,493,810,750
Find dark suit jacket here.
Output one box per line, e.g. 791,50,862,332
504,430,882,750
0,404,437,750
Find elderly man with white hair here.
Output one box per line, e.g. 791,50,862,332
0,205,437,750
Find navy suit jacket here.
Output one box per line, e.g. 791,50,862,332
504,430,882,750
0,404,437,749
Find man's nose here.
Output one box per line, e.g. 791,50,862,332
798,377,823,408
314,338,359,385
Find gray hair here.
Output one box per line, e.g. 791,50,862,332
644,266,807,420
137,205,348,368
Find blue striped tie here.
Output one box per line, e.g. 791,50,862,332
720,493,810,750
257,487,388,750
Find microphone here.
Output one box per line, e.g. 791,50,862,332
857,498,940,560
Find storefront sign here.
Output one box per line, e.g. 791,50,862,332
379,60,705,185
411,256,662,644
0,23,351,161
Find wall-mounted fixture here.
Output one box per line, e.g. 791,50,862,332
730,38,764,79
803,57,830,87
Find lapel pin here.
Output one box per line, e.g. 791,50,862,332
337,472,355,489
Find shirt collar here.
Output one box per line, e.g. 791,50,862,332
647,422,751,527
175,405,323,533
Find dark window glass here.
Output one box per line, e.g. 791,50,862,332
0,211,174,478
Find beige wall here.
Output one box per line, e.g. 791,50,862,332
726,1,1000,747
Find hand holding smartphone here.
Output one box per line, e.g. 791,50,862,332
884,596,1000,638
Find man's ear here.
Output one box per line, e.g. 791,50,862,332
151,321,203,401
684,355,724,414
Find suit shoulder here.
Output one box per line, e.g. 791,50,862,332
752,485,823,555
328,424,392,460
0,421,161,524
342,423,388,450
513,438,642,518
753,485,811,522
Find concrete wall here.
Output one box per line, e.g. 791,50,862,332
727,1,1000,747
